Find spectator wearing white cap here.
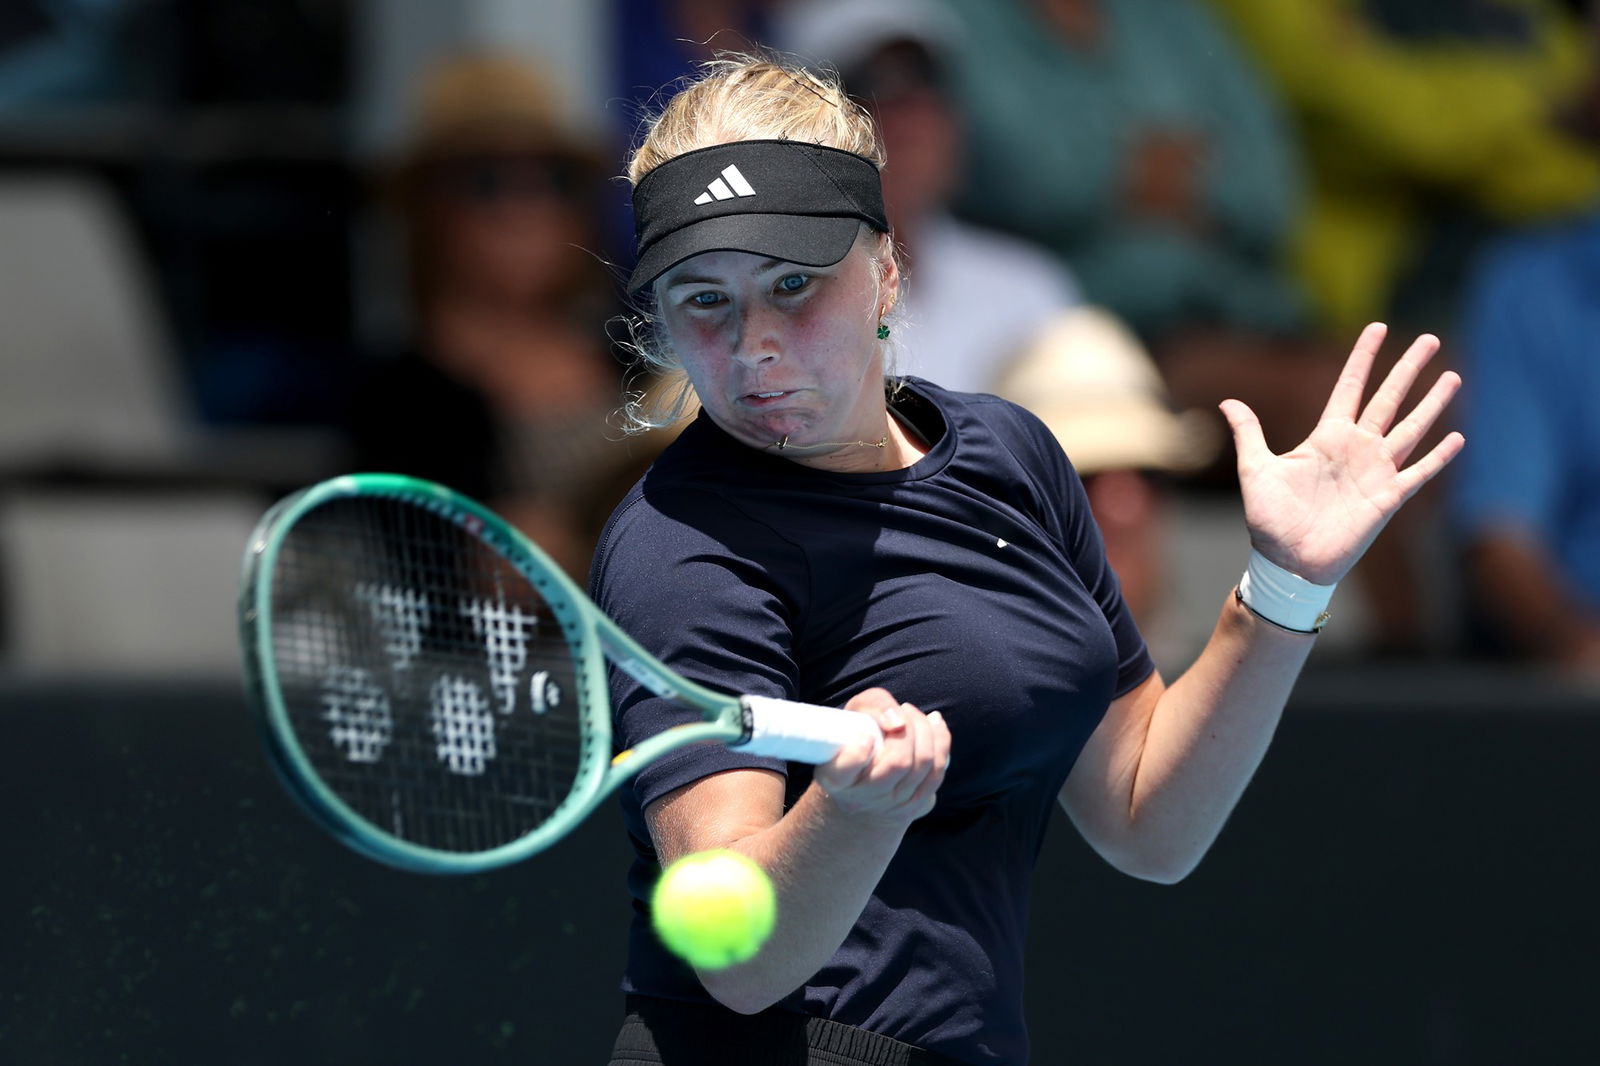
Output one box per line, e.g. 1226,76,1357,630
771,0,1082,393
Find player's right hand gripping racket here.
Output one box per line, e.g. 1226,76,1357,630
240,473,882,874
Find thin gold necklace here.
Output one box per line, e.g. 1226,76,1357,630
769,435,888,451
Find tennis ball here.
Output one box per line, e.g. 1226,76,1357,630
651,849,776,970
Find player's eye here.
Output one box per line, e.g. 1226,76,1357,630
776,273,811,294
687,291,723,308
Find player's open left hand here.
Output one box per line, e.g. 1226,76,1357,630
1220,322,1465,587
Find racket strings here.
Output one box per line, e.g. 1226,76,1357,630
269,496,590,854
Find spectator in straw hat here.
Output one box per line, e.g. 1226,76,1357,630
350,52,651,577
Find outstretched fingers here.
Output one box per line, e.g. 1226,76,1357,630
1320,322,1388,424
1358,332,1443,435
1393,429,1466,503
1383,368,1461,467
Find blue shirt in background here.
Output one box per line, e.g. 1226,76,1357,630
1449,213,1600,612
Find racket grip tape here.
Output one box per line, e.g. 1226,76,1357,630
736,695,884,763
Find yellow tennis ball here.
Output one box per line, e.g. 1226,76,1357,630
651,849,776,970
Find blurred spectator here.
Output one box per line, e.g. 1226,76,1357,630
932,0,1308,344
991,307,1219,666
1448,213,1600,683
1206,0,1600,337
922,0,1354,492
351,53,650,577
771,0,1083,392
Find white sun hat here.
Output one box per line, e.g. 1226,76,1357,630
991,306,1221,476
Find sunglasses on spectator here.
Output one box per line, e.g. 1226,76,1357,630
428,155,587,205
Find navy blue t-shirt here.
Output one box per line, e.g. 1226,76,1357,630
588,380,1154,1066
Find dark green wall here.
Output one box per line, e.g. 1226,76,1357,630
2,669,1594,1064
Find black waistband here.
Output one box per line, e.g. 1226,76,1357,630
610,995,971,1066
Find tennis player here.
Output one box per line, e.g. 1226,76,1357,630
594,55,1463,1066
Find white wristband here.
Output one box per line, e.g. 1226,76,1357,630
1236,549,1335,633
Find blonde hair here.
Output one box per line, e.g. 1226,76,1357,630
617,53,903,434
627,55,886,183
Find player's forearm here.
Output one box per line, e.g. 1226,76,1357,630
1120,592,1315,881
697,784,906,1013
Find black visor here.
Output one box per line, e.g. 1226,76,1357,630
628,140,888,296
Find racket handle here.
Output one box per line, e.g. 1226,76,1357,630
736,695,884,763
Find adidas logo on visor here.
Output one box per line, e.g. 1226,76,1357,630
693,164,757,205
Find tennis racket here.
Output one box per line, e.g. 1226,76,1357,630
239,473,882,874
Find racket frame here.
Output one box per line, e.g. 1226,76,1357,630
242,473,875,874
242,474,747,873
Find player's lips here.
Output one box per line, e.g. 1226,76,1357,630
739,389,800,408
